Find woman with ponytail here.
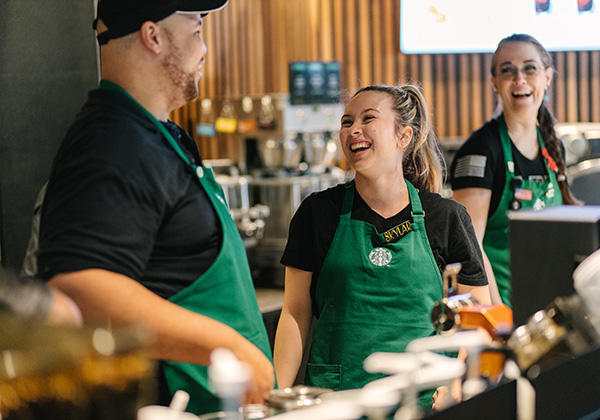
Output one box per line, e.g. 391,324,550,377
450,34,579,309
274,84,490,411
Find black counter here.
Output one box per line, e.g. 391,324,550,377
427,346,600,420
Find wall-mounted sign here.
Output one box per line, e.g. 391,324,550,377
400,0,599,54
289,61,341,105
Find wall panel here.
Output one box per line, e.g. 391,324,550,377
176,0,600,160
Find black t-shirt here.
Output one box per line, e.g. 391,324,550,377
281,184,487,307
38,87,221,299
450,118,552,217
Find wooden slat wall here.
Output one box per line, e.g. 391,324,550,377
172,0,600,160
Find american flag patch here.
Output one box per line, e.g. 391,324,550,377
454,155,487,178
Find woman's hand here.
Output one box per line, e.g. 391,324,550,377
432,378,462,411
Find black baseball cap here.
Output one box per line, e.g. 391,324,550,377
94,0,228,45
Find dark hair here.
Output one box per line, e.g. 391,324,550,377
492,33,579,205
351,84,444,194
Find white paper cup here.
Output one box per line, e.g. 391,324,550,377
137,405,199,420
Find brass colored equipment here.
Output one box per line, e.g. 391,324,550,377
508,294,600,376
0,314,155,420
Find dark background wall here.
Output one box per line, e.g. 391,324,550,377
0,1,98,269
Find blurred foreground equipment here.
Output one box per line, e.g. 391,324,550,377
0,314,155,420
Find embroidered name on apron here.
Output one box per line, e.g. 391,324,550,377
382,220,412,243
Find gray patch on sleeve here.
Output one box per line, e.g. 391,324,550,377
454,155,487,178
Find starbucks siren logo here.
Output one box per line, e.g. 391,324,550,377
369,247,392,267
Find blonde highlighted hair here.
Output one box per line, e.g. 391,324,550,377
352,84,444,193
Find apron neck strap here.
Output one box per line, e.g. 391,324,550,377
498,113,550,176
405,180,424,221
341,179,423,221
341,180,355,217
497,114,514,173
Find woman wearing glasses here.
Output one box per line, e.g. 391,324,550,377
449,33,579,308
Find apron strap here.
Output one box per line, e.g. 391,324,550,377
498,113,555,179
341,179,423,224
98,80,200,175
340,180,355,219
405,180,424,223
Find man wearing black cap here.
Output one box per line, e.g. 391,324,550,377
37,0,275,414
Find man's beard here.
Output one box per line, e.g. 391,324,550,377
160,31,199,104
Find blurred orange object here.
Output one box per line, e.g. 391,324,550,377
457,303,513,341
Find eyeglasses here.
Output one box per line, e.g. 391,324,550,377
497,63,544,80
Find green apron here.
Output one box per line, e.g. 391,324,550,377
483,114,562,308
99,81,273,415
306,180,443,402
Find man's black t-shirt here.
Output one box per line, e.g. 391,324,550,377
38,88,220,299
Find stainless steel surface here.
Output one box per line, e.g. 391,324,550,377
555,122,600,166
215,174,270,247
266,386,332,411
301,132,340,171
547,123,600,205
198,387,332,420
248,170,346,286
198,405,274,420
259,135,303,168
251,175,321,239
567,158,600,205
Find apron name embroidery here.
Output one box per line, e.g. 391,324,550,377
383,221,412,243
369,247,393,266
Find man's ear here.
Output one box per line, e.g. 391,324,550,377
139,21,162,54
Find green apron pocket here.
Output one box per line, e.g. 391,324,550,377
305,363,342,391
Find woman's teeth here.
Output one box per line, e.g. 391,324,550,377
351,142,371,152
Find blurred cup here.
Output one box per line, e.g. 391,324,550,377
137,406,199,420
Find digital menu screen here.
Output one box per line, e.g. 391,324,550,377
400,0,599,54
289,61,341,105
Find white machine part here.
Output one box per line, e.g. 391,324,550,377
208,348,252,419
267,350,466,420
406,330,493,402
137,390,197,420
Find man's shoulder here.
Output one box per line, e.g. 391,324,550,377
64,89,168,158
52,89,182,188
76,88,158,138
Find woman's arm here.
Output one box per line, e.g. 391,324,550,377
458,284,491,306
273,266,314,388
452,188,502,305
